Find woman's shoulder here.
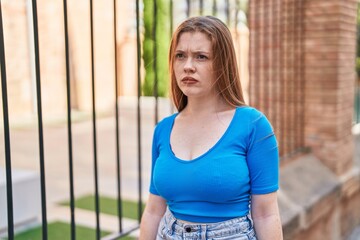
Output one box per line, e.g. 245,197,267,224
154,112,178,133
157,112,178,126
236,106,274,134
236,105,265,122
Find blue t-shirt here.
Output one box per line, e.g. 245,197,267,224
149,106,279,223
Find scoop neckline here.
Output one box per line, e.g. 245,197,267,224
167,107,240,163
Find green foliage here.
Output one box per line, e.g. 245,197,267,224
142,0,171,96
357,58,360,77
356,3,360,77
11,221,110,240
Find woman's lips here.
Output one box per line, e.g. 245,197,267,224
181,77,198,84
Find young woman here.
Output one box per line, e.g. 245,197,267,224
139,16,283,240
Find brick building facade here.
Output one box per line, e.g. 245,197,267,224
249,0,360,239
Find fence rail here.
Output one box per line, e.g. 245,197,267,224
0,1,14,239
355,82,360,125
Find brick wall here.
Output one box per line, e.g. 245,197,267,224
249,0,357,174
304,0,357,175
249,0,360,239
248,0,305,160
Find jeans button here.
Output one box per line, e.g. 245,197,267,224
185,226,191,232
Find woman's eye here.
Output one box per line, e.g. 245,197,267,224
197,54,208,60
175,53,184,59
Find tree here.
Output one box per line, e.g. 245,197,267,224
142,0,170,97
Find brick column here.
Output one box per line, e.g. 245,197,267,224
248,0,306,160
303,0,357,175
249,0,357,175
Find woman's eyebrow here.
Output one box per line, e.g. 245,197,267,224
175,49,210,54
193,50,210,54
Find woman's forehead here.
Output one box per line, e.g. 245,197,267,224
176,32,212,51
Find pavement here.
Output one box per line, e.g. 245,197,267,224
0,97,360,239
0,97,173,238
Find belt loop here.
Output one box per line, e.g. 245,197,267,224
168,217,176,235
247,214,254,228
201,225,207,240
167,208,176,235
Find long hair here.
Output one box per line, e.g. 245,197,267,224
169,16,246,112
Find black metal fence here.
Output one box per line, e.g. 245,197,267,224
356,81,360,124
0,0,248,239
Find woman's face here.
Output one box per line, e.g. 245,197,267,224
173,31,217,99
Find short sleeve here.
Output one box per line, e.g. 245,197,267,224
246,111,279,194
149,125,160,195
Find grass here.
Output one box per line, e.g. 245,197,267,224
10,221,113,240
61,195,145,220
3,196,143,239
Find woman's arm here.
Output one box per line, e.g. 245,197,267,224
139,193,167,240
251,192,283,240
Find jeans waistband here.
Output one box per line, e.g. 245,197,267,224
161,208,255,239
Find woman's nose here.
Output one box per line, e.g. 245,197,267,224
184,58,195,72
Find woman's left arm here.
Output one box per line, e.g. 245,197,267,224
251,192,283,240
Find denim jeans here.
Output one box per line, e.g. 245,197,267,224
156,208,257,240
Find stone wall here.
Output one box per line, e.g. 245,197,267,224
1,0,34,117
249,0,360,239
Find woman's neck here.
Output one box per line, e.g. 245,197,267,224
182,95,233,116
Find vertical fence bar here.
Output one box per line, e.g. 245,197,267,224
170,0,173,34
169,0,175,114
62,0,76,239
170,0,173,37
357,2,360,124
199,0,203,15
136,0,143,223
212,0,217,16
234,0,239,31
186,0,190,17
153,0,158,124
234,0,239,72
89,0,101,239
0,2,14,239
355,79,360,123
113,0,123,233
31,0,48,238
225,0,230,26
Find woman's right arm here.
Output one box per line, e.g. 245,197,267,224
139,193,167,240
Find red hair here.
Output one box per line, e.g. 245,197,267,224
169,16,245,112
